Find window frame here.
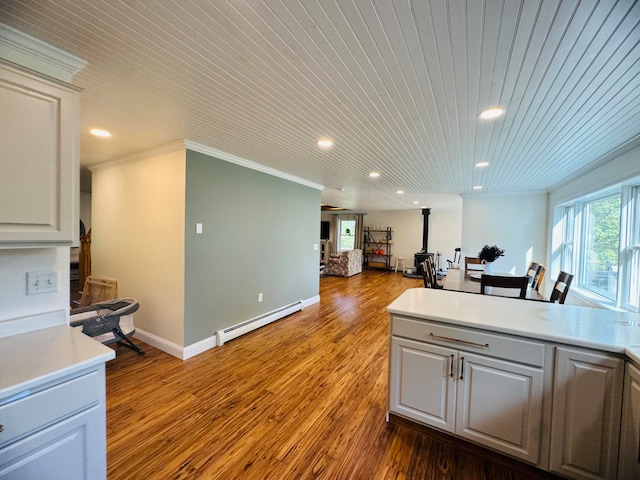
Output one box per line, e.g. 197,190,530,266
556,181,639,312
337,218,356,252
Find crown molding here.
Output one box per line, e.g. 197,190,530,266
0,22,86,83
88,140,187,172
184,140,324,191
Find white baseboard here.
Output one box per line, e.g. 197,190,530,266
134,294,320,360
132,329,184,359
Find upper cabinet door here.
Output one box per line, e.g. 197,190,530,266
0,63,79,246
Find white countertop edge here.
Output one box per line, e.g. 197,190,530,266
626,347,640,365
0,325,115,400
387,288,640,355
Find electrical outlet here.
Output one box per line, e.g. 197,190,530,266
258,293,263,302
313,243,318,250
26,271,58,295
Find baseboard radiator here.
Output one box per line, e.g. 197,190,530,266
216,300,303,345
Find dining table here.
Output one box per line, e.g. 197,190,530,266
443,267,547,301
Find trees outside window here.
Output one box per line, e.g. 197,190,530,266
338,219,356,251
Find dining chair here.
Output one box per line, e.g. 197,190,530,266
425,256,444,289
549,271,574,304
526,262,546,292
420,260,432,288
464,257,483,276
447,247,461,269
480,275,529,299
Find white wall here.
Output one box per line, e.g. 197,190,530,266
365,207,463,270
461,192,548,279
91,146,186,346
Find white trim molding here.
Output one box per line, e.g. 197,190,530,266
0,22,86,83
185,140,325,191
134,294,320,360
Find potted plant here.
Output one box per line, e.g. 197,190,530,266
478,245,504,274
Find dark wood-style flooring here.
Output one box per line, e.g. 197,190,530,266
105,269,556,479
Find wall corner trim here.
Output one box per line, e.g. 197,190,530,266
185,140,325,191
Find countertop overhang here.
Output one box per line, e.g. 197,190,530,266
0,325,115,400
388,288,640,355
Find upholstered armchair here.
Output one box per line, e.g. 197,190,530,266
324,249,363,277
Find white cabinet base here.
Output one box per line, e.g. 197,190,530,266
550,346,623,480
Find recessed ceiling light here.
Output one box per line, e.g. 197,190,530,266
317,138,333,148
90,128,111,137
473,185,484,190
478,107,505,119
420,205,427,209
475,161,490,167
369,172,380,178
412,201,419,204
396,190,404,194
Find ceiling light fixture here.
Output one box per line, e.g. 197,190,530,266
473,185,483,190
478,107,505,119
90,128,111,137
412,201,419,204
396,190,404,194
475,161,490,167
316,138,333,148
369,172,380,178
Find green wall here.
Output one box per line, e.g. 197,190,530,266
184,150,321,345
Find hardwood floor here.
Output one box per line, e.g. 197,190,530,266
105,270,555,479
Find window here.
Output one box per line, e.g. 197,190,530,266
338,219,356,251
579,195,620,300
556,180,640,312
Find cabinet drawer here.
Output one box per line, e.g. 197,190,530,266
0,369,102,446
391,316,545,367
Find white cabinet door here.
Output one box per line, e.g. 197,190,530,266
455,352,544,464
550,346,623,480
0,405,103,480
619,362,640,479
389,337,456,431
0,64,79,246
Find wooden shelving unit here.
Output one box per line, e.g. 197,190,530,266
363,227,393,270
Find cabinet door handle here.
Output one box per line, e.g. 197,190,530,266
459,357,465,380
449,354,455,378
429,333,489,349
0,425,3,433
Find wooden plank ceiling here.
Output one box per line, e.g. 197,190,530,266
1,0,639,211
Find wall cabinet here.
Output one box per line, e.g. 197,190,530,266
619,362,640,479
0,63,80,247
389,317,545,464
549,346,623,480
0,366,108,479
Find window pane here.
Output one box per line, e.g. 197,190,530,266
339,219,356,251
581,195,621,299
629,250,639,309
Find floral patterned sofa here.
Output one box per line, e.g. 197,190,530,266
324,249,363,277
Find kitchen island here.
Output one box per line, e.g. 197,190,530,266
387,288,640,480
0,325,115,479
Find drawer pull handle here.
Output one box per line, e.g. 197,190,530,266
429,333,489,349
449,354,455,378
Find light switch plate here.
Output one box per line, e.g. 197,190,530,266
26,271,58,295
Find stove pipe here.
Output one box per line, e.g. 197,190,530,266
421,208,430,252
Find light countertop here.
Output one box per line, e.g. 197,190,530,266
0,325,115,400
388,288,640,354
